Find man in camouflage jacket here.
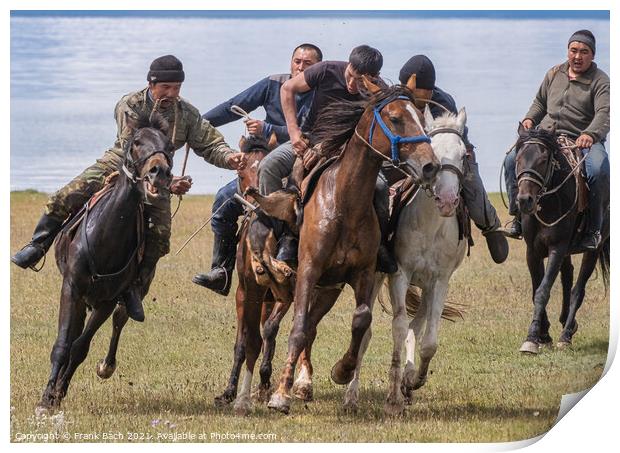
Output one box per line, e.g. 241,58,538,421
11,55,246,321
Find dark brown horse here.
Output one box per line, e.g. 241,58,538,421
266,77,440,414
36,113,173,412
213,134,307,415
514,124,609,353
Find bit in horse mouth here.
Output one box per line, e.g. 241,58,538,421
144,181,159,195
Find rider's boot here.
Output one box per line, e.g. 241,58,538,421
276,224,298,268
120,253,159,323
374,176,398,274
503,215,523,240
11,213,64,269
579,185,603,250
192,232,238,296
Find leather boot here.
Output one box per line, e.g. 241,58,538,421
276,225,298,268
11,213,64,269
579,185,603,250
503,216,522,240
120,254,158,322
482,228,510,264
374,176,398,274
192,233,237,296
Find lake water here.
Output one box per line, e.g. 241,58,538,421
10,11,610,194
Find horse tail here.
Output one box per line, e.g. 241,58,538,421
598,237,610,289
377,281,465,322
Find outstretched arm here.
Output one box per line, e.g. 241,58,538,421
281,73,312,155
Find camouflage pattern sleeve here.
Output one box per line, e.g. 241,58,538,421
114,93,142,152
186,111,236,169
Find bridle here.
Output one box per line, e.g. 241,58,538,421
516,139,556,193
354,94,431,181
515,137,584,227
121,134,173,184
427,126,466,186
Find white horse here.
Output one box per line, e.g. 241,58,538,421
343,107,469,415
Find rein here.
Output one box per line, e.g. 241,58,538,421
516,137,585,227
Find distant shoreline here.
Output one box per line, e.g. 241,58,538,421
10,10,610,20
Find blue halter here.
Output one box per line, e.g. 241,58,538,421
368,95,431,166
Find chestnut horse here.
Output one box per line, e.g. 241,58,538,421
266,77,440,414
37,113,173,412
514,125,609,353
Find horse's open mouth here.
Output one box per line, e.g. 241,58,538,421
144,180,160,195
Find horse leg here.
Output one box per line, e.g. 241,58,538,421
268,264,322,414
331,269,374,387
233,299,263,416
55,302,116,402
402,291,428,401
558,250,599,348
258,296,292,402
521,247,567,354
293,287,342,403
558,256,574,329
215,284,249,407
411,281,449,395
37,280,86,413
384,269,412,416
96,304,129,379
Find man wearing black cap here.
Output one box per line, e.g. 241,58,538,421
503,30,610,250
399,55,509,264
11,55,246,321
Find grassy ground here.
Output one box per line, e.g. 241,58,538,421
9,191,609,443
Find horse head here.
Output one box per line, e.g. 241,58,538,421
123,111,173,196
515,123,557,215
425,107,468,217
358,76,440,186
237,132,277,195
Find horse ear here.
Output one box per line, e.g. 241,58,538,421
406,74,417,93
423,105,434,130
361,75,382,95
267,131,278,151
518,121,528,137
456,107,467,132
239,135,247,152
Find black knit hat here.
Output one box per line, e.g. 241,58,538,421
568,30,596,55
399,55,436,90
147,55,185,83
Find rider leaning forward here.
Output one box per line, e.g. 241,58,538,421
11,55,247,321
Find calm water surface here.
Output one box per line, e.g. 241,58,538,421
10,12,610,193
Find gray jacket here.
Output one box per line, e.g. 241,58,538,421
525,61,610,143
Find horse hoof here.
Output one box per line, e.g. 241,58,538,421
412,374,427,391
557,341,572,350
331,361,355,385
384,399,405,417
34,405,50,417
520,341,540,354
233,398,252,416
292,381,313,402
96,359,116,379
214,393,235,408
252,385,273,403
342,399,359,414
267,393,291,414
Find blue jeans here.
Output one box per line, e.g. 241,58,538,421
211,179,244,240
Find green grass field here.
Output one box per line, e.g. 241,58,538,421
10,191,609,443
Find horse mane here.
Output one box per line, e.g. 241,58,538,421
133,111,170,136
431,111,459,129
516,127,560,154
310,85,415,156
240,135,270,154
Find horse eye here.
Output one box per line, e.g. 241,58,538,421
389,116,402,125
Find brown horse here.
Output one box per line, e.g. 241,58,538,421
37,113,173,412
266,77,440,414
213,134,305,415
